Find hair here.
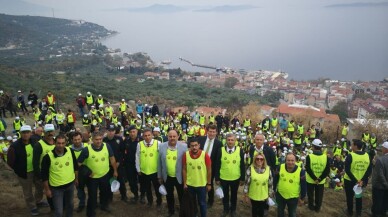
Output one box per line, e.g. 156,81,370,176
92,131,104,138
253,152,267,169
285,152,296,160
226,133,235,139
352,139,364,150
70,131,83,141
143,128,152,134
55,134,67,143
207,124,217,131
188,137,199,145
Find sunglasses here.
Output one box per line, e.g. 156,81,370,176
255,158,264,161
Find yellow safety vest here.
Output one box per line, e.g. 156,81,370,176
85,144,110,178
105,107,113,117
86,95,94,105
220,147,241,181
297,125,304,135
120,103,127,112
362,133,370,143
139,140,159,175
67,114,74,123
294,134,302,145
47,95,54,105
209,115,215,124
38,140,55,168
243,119,251,127
248,166,270,201
333,147,342,157
72,143,88,159
56,113,65,124
13,120,21,131
26,144,34,172
186,151,207,187
166,149,178,177
34,109,41,121
199,128,206,136
287,123,295,132
48,147,75,187
306,154,327,184
342,126,348,136
370,137,377,148
82,118,91,126
344,152,370,181
199,116,205,125
97,98,104,106
271,118,278,128
309,129,316,138
111,117,118,125
277,164,301,199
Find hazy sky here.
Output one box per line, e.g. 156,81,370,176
2,0,388,81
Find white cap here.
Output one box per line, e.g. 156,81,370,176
7,136,12,141
153,127,161,132
84,114,88,118
12,139,17,142
18,90,21,93
78,93,82,96
289,140,293,144
0,90,3,93
20,125,32,132
382,141,388,149
301,156,306,160
0,137,4,140
122,99,125,101
91,105,95,108
44,124,55,132
15,116,20,120
341,138,345,141
155,114,159,117
98,94,102,97
145,104,148,107
87,91,91,94
13,135,18,139
312,139,322,147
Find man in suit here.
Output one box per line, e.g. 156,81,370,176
158,130,188,216
199,124,222,207
249,134,276,171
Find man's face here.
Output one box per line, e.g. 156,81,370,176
207,128,217,140
92,135,103,147
254,135,264,147
143,131,152,143
55,138,66,152
168,131,178,146
35,128,43,136
107,130,115,138
153,131,160,137
72,135,83,147
190,141,200,154
44,130,55,140
226,136,236,148
129,129,138,140
21,131,31,141
286,154,296,168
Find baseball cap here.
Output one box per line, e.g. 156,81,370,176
127,125,136,131
0,137,4,140
7,136,12,141
44,124,55,132
121,99,125,102
78,93,82,96
84,114,88,118
15,116,20,120
20,125,32,132
312,139,322,147
153,127,161,132
382,141,388,149
108,125,116,131
87,91,91,94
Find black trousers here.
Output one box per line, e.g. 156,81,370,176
208,174,215,205
250,199,266,217
165,176,183,214
107,166,127,201
125,166,139,199
139,172,161,204
307,183,324,211
86,173,110,217
372,187,388,217
220,179,240,212
344,179,362,215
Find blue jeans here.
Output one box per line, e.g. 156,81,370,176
276,191,298,217
188,186,207,217
77,185,86,208
51,183,74,217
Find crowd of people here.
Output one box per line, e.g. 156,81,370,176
0,89,387,217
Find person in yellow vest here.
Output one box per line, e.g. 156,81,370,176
305,139,330,212
344,139,372,217
95,94,105,108
215,133,245,217
199,112,206,126
243,115,251,130
275,152,307,217
33,106,42,123
243,152,274,217
77,131,118,216
55,109,65,133
157,130,188,216
33,124,56,210
45,109,55,125
293,132,302,151
66,109,76,130
85,92,94,111
261,115,271,133
69,132,88,212
45,91,56,109
287,120,295,139
341,122,349,139
41,134,78,217
135,128,162,206
208,112,216,125
7,125,47,216
271,116,279,132
308,125,316,142
199,124,207,136
119,99,128,114
13,116,23,132
361,130,370,148
297,121,304,137
182,138,212,217
105,102,114,119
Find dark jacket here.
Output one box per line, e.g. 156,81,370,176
198,136,222,178
372,154,388,189
7,139,34,179
249,144,276,171
179,190,198,217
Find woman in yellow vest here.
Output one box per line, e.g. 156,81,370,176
275,152,306,217
243,153,274,217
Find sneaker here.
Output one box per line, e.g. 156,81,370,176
36,201,49,207
30,208,39,216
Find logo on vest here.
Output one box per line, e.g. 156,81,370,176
65,162,69,166
233,160,236,164
289,179,293,183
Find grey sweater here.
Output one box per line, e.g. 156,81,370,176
372,154,388,189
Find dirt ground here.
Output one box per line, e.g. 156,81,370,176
0,161,373,217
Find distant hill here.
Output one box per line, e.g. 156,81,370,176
0,13,113,49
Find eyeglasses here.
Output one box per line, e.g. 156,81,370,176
255,158,264,161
